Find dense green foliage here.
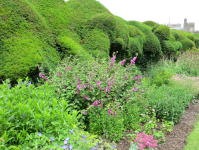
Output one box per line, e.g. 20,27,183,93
1,0,199,86
143,20,157,27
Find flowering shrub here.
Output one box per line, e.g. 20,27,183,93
40,52,141,115
86,101,124,142
134,132,158,150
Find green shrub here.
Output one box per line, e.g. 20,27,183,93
154,25,170,41
170,29,180,41
143,20,157,27
152,70,174,87
145,84,193,123
176,30,195,50
0,78,85,148
128,21,162,71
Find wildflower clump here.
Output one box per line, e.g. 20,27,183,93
134,132,158,150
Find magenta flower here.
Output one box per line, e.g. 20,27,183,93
100,102,103,108
42,75,46,79
91,85,93,88
93,100,98,107
113,111,116,117
124,75,127,80
133,88,137,91
107,67,110,72
57,73,61,76
108,109,112,115
78,84,81,89
135,76,140,80
83,84,87,88
117,105,119,108
100,88,102,90
97,81,101,85
68,66,71,70
84,96,88,100
104,87,110,93
76,77,79,81
83,111,87,114
120,59,126,65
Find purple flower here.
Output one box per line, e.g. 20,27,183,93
69,145,73,150
50,137,54,141
112,145,116,149
61,145,68,149
50,149,53,150
70,130,74,133
81,135,86,139
57,73,61,76
38,132,42,136
84,141,88,143
97,81,101,85
55,144,59,146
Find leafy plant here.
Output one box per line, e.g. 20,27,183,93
161,121,174,133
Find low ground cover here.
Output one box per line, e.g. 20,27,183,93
0,49,199,150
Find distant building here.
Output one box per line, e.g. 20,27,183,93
166,18,195,33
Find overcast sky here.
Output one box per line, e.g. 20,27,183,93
65,0,199,31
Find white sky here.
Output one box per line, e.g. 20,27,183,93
97,0,199,31
64,0,199,31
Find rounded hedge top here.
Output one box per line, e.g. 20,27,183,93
143,20,157,27
154,25,170,41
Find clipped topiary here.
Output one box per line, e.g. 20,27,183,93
154,25,170,41
143,20,157,27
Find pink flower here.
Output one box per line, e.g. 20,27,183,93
78,84,81,89
100,88,102,90
117,105,119,108
42,75,46,79
113,111,116,117
124,75,127,80
68,66,71,70
83,111,87,114
84,96,88,100
108,109,112,115
107,67,110,72
133,88,137,91
83,84,87,88
45,79,48,81
100,102,103,108
120,59,126,65
57,73,61,76
91,85,93,88
135,76,140,80
104,87,110,93
64,85,66,88
97,81,101,85
93,100,98,107
76,77,79,81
